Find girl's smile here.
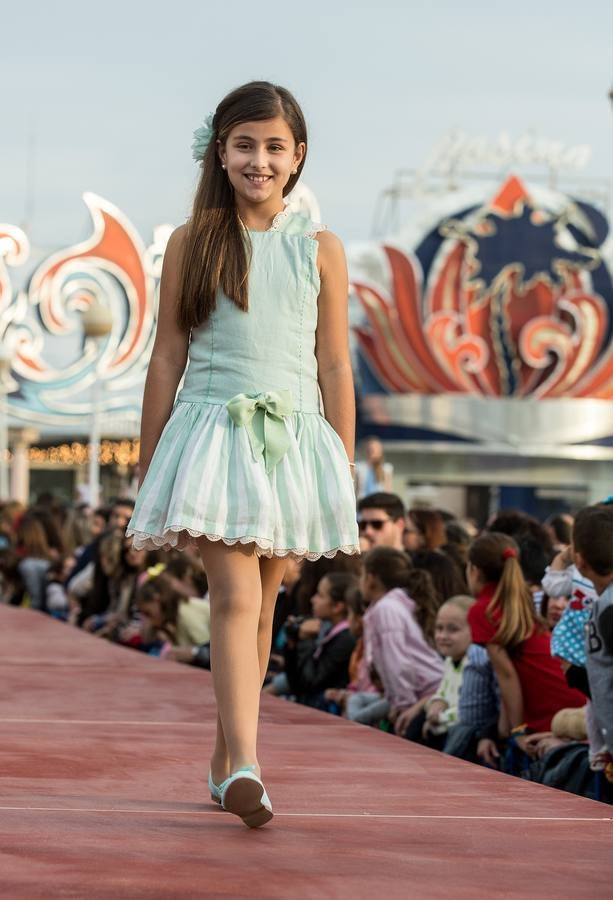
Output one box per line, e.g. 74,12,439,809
219,116,305,221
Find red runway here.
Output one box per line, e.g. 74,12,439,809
0,605,610,899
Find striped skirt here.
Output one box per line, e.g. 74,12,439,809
125,400,360,561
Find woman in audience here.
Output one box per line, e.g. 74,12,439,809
16,516,55,611
361,547,443,738
412,549,468,608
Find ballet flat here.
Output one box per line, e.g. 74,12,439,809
208,770,222,805
219,765,273,828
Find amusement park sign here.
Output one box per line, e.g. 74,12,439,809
424,129,592,175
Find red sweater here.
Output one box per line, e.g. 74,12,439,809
468,584,585,732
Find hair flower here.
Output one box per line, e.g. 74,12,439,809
191,113,215,162
146,562,167,580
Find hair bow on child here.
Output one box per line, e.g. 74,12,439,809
192,113,215,162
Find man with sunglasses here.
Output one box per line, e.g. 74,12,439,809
357,492,407,551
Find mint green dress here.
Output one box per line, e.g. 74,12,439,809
126,209,360,560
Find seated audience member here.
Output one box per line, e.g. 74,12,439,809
411,549,468,608
444,642,500,766
541,593,568,630
16,516,54,611
543,547,596,682
283,573,357,708
268,556,302,675
467,532,585,763
442,520,471,570
135,569,210,657
545,513,574,554
361,547,443,738
573,504,613,778
357,492,407,552
45,557,75,620
324,588,389,726
409,508,446,552
411,595,475,750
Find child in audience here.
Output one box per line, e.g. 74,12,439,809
467,532,585,759
283,572,357,707
361,547,443,737
135,569,210,656
418,595,475,749
324,588,389,725
573,504,613,777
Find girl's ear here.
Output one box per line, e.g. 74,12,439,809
217,139,226,167
293,141,306,169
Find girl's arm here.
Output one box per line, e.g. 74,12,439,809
486,643,524,729
138,226,190,485
314,231,355,463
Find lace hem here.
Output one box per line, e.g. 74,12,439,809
125,526,360,562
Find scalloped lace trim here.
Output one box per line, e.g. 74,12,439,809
304,222,327,239
268,208,292,232
125,526,360,562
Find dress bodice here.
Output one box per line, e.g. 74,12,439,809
178,210,324,414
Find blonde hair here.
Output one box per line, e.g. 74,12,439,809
469,532,538,648
440,594,475,617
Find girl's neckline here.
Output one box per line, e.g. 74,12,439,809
239,207,291,233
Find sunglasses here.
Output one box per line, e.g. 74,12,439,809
358,518,390,532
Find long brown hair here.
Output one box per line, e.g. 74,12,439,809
178,81,308,331
469,532,539,648
363,547,439,646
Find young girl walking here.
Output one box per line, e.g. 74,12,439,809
125,81,359,828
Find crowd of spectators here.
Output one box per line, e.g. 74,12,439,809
1,481,612,806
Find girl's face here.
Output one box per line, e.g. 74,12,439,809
546,595,568,628
137,597,162,627
219,116,305,207
124,542,146,570
435,604,472,661
311,576,335,620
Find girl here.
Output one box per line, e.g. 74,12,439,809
284,572,357,707
467,532,585,757
125,82,359,827
135,570,210,654
361,547,444,738
324,587,389,726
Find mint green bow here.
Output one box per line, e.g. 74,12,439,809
226,390,294,473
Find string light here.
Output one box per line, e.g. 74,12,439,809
25,439,140,466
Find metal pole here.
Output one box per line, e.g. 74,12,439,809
88,367,101,507
0,383,7,500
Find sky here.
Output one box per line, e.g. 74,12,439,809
2,0,613,253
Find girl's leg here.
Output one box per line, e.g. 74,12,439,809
257,555,288,685
197,539,263,783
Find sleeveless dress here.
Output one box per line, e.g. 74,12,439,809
125,209,360,561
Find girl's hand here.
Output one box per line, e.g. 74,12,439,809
298,617,321,639
477,738,500,767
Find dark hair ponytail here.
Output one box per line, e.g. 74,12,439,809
178,81,308,331
363,547,438,645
